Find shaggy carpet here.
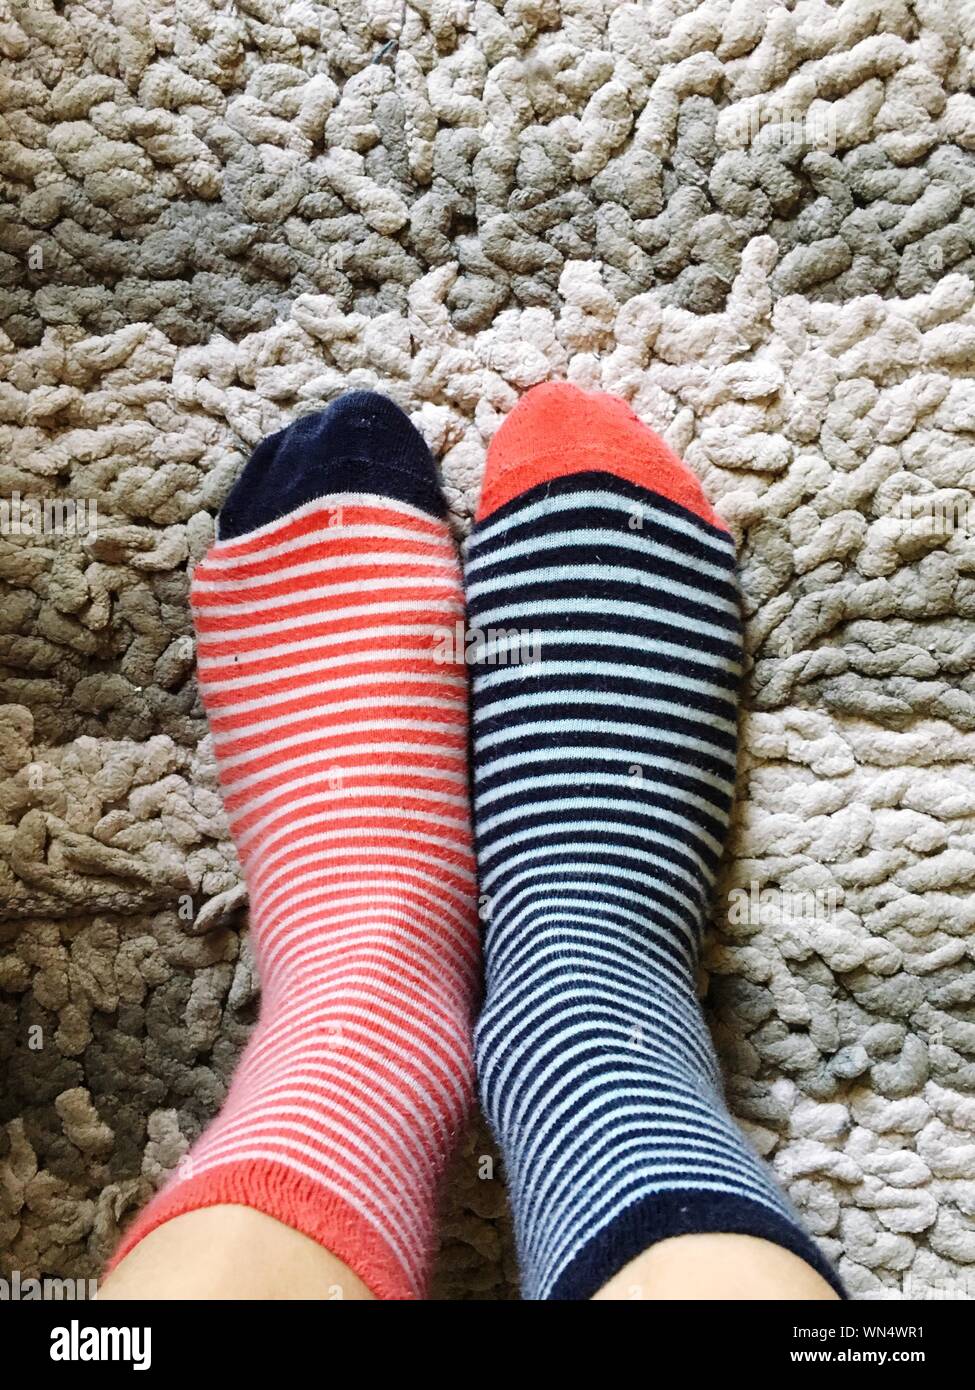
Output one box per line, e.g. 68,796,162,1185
1,0,975,1301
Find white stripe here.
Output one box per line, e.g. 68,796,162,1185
485,891,697,989
485,874,698,965
241,983,471,1102
202,652,458,695
208,491,447,552
217,720,465,771
229,768,469,825
235,995,470,1117
211,671,464,721
195,573,461,618
479,934,711,1065
211,695,464,744
200,1093,430,1210
253,844,475,912
483,906,698,993
473,687,738,737
233,782,470,851
195,597,464,646
478,844,706,918
465,488,732,558
250,835,475,895
474,760,734,808
475,716,734,761
195,549,458,591
466,561,738,616
255,865,473,944
248,828,474,896
243,807,471,882
470,594,736,648
472,661,736,707
535,1160,790,1284
485,993,710,1142
265,936,474,1016
476,804,722,873
224,752,468,801
264,905,477,986
464,524,734,586
198,626,457,671
258,883,475,969
466,625,742,677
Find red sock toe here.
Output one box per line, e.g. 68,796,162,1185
478,382,726,531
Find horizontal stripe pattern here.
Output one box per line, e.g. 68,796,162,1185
468,471,839,1300
115,492,479,1300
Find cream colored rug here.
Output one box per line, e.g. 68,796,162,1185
2,0,974,1299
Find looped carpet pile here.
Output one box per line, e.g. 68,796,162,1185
1,0,974,1299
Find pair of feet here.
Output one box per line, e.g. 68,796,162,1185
107,385,843,1300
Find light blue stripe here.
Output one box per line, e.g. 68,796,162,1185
475,742,736,794
473,687,739,737
478,843,708,917
464,524,735,585
467,625,743,677
467,561,738,618
475,765,733,814
483,865,701,962
471,593,737,646
477,807,722,877
466,488,733,559
471,657,739,707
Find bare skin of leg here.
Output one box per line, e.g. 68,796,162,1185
100,1213,835,1302
593,1232,839,1301
98,1207,375,1301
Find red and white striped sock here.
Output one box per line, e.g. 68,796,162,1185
108,398,479,1299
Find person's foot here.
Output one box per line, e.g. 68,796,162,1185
109,393,480,1300
465,382,844,1300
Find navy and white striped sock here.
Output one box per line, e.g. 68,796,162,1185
466,383,844,1301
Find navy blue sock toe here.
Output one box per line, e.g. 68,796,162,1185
217,391,446,539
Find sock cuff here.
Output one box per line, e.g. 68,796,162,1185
542,1190,846,1301
107,1159,425,1300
